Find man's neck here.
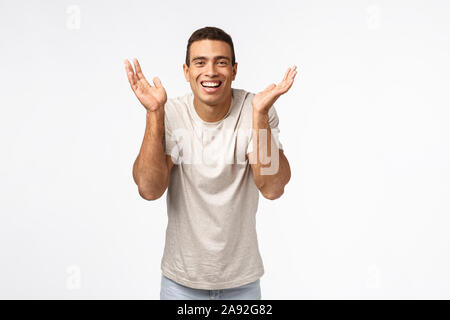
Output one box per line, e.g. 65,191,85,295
193,90,233,122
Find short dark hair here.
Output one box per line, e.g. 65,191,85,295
185,26,236,67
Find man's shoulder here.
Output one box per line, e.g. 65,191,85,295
164,91,192,120
233,88,256,115
166,91,191,108
233,87,255,99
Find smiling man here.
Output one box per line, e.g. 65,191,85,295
125,26,297,300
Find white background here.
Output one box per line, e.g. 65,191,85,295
1,0,449,299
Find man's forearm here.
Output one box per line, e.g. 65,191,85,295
250,110,291,199
133,108,169,199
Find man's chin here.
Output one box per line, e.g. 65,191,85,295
198,96,222,106
195,90,222,102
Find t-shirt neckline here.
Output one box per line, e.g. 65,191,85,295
189,89,235,126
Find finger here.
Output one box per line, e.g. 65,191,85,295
279,66,297,88
133,58,147,82
287,70,297,83
153,76,163,88
286,65,297,80
127,71,137,88
124,59,135,75
289,66,298,79
283,73,297,92
282,67,291,82
277,75,296,94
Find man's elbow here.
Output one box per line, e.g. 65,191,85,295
261,188,284,200
260,176,290,200
138,186,165,201
135,173,169,201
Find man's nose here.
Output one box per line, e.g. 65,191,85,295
205,62,218,77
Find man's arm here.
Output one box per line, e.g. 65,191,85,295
132,109,174,200
125,58,174,200
247,65,297,200
248,111,291,200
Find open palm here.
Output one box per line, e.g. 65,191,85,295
124,58,167,112
252,66,298,114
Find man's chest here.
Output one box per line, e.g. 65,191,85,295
171,125,252,166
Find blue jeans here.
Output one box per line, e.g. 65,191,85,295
160,274,262,300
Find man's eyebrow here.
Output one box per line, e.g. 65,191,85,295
191,56,231,62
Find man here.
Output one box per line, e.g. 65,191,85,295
125,26,297,300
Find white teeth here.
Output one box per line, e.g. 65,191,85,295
202,81,221,88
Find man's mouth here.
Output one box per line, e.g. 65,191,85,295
200,80,222,93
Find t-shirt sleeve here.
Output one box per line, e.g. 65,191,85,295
247,105,284,154
164,103,179,160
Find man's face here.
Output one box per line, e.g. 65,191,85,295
183,39,237,106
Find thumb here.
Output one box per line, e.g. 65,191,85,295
153,77,163,88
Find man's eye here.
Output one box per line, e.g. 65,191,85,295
195,61,204,65
218,61,227,65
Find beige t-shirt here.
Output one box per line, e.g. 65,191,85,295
161,87,283,290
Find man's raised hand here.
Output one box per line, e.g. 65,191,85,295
124,58,167,112
252,65,298,114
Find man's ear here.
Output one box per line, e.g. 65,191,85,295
183,63,190,82
232,62,238,81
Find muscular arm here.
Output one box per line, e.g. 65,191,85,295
124,58,174,201
133,109,174,200
248,111,291,200
248,65,297,200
